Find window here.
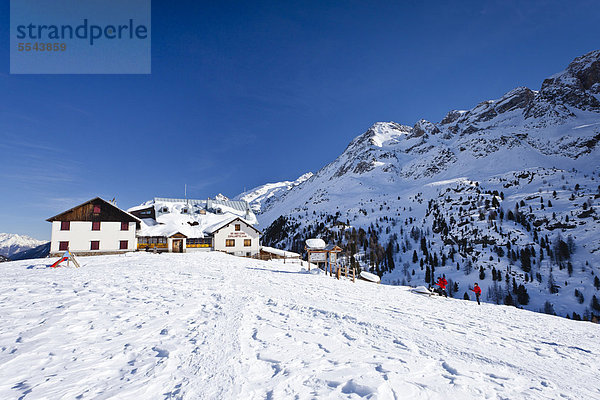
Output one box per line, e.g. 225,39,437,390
121,222,129,231
246,252,251,257
120,240,128,250
92,221,101,231
244,239,251,247
226,239,235,247
59,241,69,251
60,221,70,231
93,205,101,214
90,241,100,250
235,224,241,231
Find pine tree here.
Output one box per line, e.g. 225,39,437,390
520,246,531,273
543,301,555,315
548,272,559,294
464,260,473,275
420,237,428,256
574,289,584,304
386,242,395,272
592,295,600,313
516,284,530,305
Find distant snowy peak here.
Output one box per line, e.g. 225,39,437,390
0,233,47,258
213,193,229,201
234,172,313,214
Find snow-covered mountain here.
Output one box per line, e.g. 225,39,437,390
9,242,51,261
234,172,313,214
1,252,598,398
0,233,47,258
254,49,600,320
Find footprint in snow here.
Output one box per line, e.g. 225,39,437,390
152,347,169,358
441,361,460,376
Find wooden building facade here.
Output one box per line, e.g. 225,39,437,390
47,197,141,257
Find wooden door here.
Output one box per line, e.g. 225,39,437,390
173,239,182,253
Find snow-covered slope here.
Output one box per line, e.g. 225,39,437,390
234,172,313,214
0,233,47,258
0,252,598,399
254,50,600,320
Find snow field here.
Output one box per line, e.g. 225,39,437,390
0,252,599,399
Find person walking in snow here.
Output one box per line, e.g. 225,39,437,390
435,276,448,297
470,283,481,305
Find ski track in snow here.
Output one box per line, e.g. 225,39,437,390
1,252,599,399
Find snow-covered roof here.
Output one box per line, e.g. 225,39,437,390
137,214,257,238
260,246,300,258
130,198,258,238
153,197,250,213
305,238,326,250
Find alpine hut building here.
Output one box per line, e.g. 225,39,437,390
128,197,261,257
47,197,141,257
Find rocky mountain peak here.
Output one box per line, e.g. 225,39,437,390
362,122,411,147
561,49,600,92
526,50,600,120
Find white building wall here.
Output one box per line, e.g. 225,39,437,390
50,221,137,254
213,222,260,256
186,247,211,253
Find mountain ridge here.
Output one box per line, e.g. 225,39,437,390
243,49,600,320
0,233,47,259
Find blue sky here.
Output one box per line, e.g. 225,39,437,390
1,0,599,240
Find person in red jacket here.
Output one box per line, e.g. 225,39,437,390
470,283,482,305
435,276,448,297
